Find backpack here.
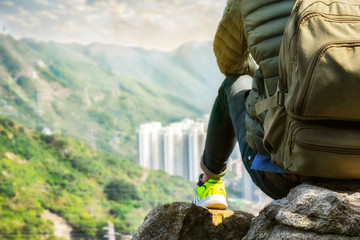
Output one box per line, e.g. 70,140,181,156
255,0,360,178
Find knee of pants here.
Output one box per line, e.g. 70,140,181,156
219,75,251,100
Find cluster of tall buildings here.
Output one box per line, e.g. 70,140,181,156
136,118,207,182
136,117,264,202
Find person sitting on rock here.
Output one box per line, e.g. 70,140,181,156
193,0,302,209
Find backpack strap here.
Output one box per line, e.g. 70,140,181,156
263,78,270,98
255,91,287,115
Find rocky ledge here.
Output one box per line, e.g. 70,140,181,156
134,182,360,239
132,202,254,240
244,182,360,239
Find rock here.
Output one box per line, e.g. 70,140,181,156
243,183,360,240
132,202,254,240
133,182,360,239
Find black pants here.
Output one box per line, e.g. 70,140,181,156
202,75,290,199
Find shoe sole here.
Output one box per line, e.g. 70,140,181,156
195,194,227,210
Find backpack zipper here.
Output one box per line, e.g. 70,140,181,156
291,11,360,115
288,121,307,151
295,41,360,115
300,13,360,27
288,121,360,155
293,139,360,155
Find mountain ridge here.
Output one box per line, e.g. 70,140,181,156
0,34,230,159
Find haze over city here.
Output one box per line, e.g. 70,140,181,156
0,0,226,51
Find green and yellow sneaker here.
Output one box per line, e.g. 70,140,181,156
193,173,227,209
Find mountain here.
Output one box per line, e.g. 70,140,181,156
0,34,228,160
0,117,195,238
74,41,224,110
0,36,229,238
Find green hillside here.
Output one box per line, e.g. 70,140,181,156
0,34,212,160
0,117,194,239
0,34,232,238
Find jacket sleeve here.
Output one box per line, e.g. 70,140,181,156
213,0,257,77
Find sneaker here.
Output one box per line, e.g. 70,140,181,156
193,173,227,209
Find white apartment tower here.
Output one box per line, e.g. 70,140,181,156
137,118,263,202
229,144,259,202
137,118,207,181
137,122,162,169
187,121,207,182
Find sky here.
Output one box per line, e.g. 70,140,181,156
0,0,226,51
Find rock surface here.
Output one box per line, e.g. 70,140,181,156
132,202,254,240
243,183,360,240
134,182,360,239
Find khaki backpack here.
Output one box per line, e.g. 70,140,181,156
256,0,360,178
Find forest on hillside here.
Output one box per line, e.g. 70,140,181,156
0,117,194,239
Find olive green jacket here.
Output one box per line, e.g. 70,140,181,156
213,0,295,155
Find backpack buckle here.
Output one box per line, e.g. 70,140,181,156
255,91,287,115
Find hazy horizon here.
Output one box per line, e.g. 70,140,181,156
0,0,226,51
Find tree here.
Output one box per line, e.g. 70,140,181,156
104,179,138,202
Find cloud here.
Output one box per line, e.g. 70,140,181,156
96,0,225,49
38,10,59,20
4,7,41,29
34,0,49,5
2,1,14,6
0,0,226,50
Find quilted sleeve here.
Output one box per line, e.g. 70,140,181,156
213,0,257,77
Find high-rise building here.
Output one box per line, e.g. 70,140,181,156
137,118,266,202
187,121,207,182
137,122,162,169
228,144,259,202
137,118,207,181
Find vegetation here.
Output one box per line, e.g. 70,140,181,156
0,34,204,162
0,117,195,239
0,34,223,239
